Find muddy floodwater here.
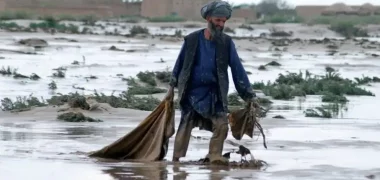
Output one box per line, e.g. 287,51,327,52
1,23,380,180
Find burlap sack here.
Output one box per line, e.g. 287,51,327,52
88,92,175,161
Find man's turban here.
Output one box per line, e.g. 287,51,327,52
200,1,233,20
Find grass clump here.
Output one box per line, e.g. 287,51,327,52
304,106,332,118
13,73,29,79
0,11,33,20
228,92,273,107
129,71,167,94
258,65,267,70
321,92,348,103
137,71,157,86
30,73,41,80
52,69,66,78
252,67,375,102
251,67,377,118
1,95,46,111
266,61,281,66
27,17,80,34
0,22,23,30
57,112,102,122
354,75,380,85
124,77,166,95
48,92,90,110
252,81,267,90
329,21,368,38
48,81,57,90
304,103,344,118
0,66,40,80
128,85,166,95
228,93,244,106
123,70,171,95
0,66,17,75
129,25,149,36
155,70,171,83
93,91,160,111
1,91,163,112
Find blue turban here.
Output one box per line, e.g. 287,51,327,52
200,1,233,20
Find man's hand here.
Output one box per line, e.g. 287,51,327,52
247,97,260,109
165,86,175,101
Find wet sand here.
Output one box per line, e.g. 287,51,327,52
0,22,380,180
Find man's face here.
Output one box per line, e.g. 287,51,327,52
207,17,227,40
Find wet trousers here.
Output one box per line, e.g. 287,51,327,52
173,111,229,159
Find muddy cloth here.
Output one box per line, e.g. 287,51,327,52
170,29,256,121
228,104,267,149
88,94,175,161
173,110,228,159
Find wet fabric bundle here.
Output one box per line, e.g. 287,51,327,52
228,103,267,149
88,92,175,161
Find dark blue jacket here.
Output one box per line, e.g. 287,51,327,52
170,29,255,116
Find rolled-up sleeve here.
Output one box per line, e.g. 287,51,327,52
228,39,256,101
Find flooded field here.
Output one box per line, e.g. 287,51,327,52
1,22,380,180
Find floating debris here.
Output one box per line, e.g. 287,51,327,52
273,115,285,119
258,65,267,70
266,61,281,66
48,81,57,90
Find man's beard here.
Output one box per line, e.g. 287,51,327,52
208,21,224,42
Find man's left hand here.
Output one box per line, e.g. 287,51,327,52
247,98,260,109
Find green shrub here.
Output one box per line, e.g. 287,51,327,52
329,21,368,38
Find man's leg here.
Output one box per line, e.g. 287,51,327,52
207,114,229,163
172,112,193,162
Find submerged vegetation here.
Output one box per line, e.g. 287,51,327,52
1,65,378,120
329,21,368,38
57,112,102,122
0,66,41,80
0,16,83,34
0,70,173,112
304,104,342,118
252,67,375,101
251,66,378,118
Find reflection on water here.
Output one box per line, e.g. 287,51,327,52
172,165,189,180
104,163,169,180
65,126,105,137
1,130,12,141
102,162,261,180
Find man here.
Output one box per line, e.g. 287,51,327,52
168,0,257,164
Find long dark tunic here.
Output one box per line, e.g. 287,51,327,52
171,29,254,121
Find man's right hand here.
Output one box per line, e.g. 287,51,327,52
165,86,174,101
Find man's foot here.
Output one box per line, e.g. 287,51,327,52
172,157,180,162
205,154,229,166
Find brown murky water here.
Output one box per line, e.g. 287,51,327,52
1,101,380,180
1,28,380,179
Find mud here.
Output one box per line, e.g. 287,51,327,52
1,22,380,180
